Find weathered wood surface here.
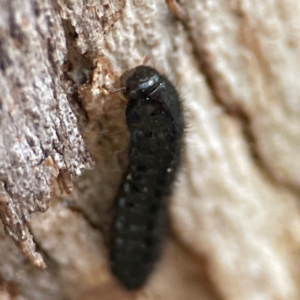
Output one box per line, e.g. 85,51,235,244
1,0,300,299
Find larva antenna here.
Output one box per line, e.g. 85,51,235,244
142,55,151,65
109,87,126,94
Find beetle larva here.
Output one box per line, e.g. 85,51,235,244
110,65,184,290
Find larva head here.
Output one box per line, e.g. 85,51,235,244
121,66,161,100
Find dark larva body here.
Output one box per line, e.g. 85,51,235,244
110,66,184,290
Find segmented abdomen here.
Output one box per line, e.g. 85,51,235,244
110,125,179,289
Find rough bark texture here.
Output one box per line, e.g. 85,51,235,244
1,0,300,299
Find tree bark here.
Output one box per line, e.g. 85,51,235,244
1,0,300,299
